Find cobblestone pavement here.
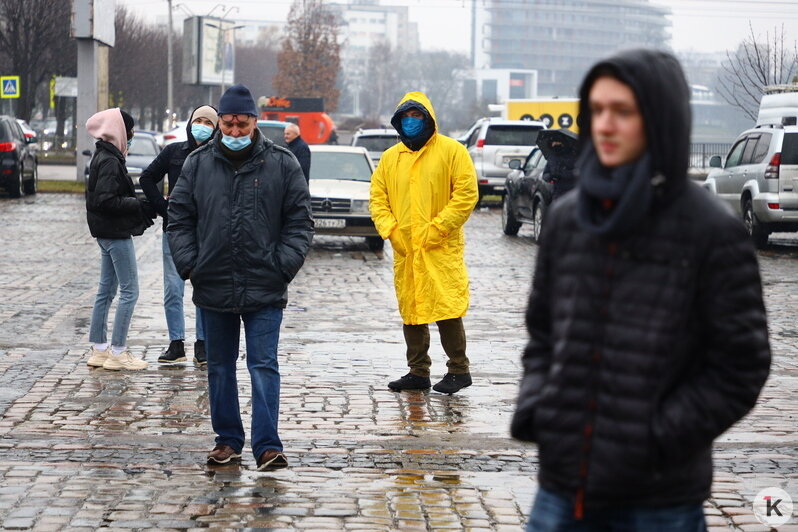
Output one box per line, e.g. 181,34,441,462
0,193,796,531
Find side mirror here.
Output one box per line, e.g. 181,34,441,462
509,159,521,170
82,150,92,157
709,155,722,168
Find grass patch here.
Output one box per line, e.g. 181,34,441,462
39,180,84,194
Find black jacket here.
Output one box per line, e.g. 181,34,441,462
511,49,771,512
287,136,311,182
86,140,153,239
166,133,314,312
140,116,207,230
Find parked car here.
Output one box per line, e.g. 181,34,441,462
257,119,292,147
461,117,546,202
351,128,399,164
704,122,798,248
82,131,162,197
308,145,383,251
0,115,38,197
159,121,188,147
502,128,578,241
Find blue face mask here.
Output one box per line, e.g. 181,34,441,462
401,116,425,138
126,138,133,150
221,134,252,151
191,124,214,143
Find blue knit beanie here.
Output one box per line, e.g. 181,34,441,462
218,84,258,116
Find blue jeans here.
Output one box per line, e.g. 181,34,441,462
89,237,139,347
162,235,204,341
526,487,707,532
203,306,283,459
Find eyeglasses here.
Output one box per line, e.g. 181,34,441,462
219,113,254,123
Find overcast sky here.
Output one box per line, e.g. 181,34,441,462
120,0,798,55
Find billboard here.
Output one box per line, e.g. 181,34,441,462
72,0,116,46
182,16,236,86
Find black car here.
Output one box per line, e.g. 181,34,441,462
502,128,577,240
0,115,38,197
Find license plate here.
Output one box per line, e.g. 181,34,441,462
315,218,346,229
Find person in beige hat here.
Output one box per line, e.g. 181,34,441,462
139,105,219,367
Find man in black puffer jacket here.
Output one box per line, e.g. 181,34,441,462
168,84,313,472
512,49,771,530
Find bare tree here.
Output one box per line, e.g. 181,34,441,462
360,40,401,122
236,41,281,100
0,0,73,121
273,0,341,111
717,24,798,121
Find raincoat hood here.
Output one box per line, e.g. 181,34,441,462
185,104,219,150
86,108,129,157
391,92,437,151
577,48,691,189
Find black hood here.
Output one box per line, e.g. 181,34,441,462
185,104,218,151
390,99,436,151
577,49,691,190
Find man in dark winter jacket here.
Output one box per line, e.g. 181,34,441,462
140,106,219,367
512,49,771,530
168,84,313,471
284,123,311,182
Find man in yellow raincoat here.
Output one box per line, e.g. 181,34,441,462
370,92,478,394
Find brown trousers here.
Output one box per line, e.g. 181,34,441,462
403,317,469,378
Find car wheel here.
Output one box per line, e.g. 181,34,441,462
23,161,38,195
366,236,385,251
501,194,522,236
532,199,546,242
743,198,769,249
8,168,24,198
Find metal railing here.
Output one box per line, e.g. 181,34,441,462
690,143,731,169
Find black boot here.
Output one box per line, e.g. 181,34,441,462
194,340,207,368
158,340,186,364
433,373,472,394
388,373,431,391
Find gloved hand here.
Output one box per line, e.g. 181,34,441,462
139,199,158,220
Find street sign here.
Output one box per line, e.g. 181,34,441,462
1,76,20,99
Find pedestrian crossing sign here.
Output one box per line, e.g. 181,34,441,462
1,76,20,99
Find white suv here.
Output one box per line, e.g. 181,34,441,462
705,122,798,247
461,117,546,202
351,128,399,165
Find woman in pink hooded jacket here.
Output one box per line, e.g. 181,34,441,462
84,108,154,371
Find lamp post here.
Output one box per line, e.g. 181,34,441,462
204,22,245,96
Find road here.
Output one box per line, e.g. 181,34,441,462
0,193,796,530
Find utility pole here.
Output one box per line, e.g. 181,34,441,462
166,0,174,128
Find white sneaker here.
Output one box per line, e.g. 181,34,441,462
102,350,148,371
87,346,110,367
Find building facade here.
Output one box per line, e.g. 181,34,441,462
477,0,671,97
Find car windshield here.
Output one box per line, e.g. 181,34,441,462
310,152,372,182
129,136,158,156
259,124,287,146
355,135,398,152
485,125,542,146
782,133,798,165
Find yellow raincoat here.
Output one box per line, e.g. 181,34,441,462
370,92,478,325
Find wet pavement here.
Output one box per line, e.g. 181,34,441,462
0,193,797,531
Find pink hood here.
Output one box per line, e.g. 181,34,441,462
86,108,128,156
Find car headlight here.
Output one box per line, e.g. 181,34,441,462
351,199,369,213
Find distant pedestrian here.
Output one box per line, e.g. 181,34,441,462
167,84,313,470
139,105,219,367
512,49,771,531
539,129,577,201
284,123,311,182
370,91,478,394
85,108,156,371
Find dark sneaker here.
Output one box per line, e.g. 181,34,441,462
433,373,472,394
158,340,186,365
388,373,431,391
207,444,241,465
193,340,207,367
257,450,288,471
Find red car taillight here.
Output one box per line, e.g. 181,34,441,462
164,134,176,140
476,139,485,148
0,142,15,152
764,152,780,179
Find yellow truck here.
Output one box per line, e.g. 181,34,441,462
505,99,580,133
